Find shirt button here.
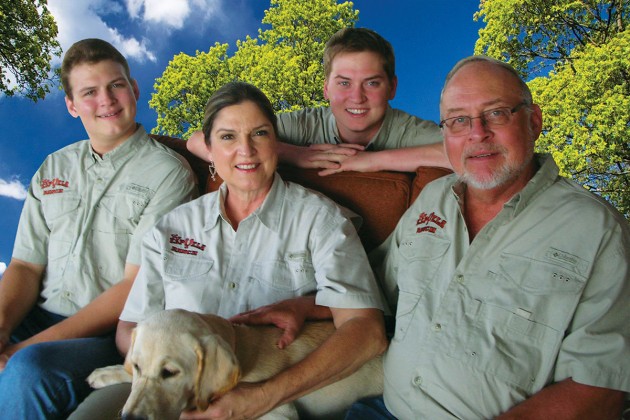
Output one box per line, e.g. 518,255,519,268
229,282,237,289
456,274,464,284
413,376,423,386
433,323,442,332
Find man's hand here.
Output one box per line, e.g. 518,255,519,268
318,150,380,176
180,382,276,420
278,142,364,172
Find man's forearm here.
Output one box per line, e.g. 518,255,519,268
16,278,134,348
371,143,451,172
497,378,625,420
0,259,44,336
13,264,139,350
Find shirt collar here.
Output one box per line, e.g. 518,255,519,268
365,106,393,149
450,153,559,218
87,124,145,169
506,153,558,217
204,172,285,232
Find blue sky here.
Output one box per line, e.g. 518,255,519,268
0,0,483,275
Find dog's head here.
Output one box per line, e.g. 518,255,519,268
121,309,241,420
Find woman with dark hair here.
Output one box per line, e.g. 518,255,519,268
73,81,387,419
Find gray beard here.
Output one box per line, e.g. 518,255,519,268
460,148,534,190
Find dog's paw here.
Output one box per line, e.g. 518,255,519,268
88,365,132,388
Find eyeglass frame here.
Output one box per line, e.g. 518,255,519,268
438,101,531,135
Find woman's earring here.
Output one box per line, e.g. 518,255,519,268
208,161,217,182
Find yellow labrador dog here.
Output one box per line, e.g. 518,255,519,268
88,308,383,420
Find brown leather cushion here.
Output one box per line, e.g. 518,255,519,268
206,166,413,252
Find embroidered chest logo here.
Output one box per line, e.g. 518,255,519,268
416,211,447,234
41,178,70,195
169,233,207,256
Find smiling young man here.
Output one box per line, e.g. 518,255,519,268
0,39,196,418
187,27,450,175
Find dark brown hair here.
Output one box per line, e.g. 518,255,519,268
202,82,278,146
323,28,395,82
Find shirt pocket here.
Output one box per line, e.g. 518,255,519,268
459,254,587,393
498,253,586,332
249,254,316,304
164,253,214,280
393,236,450,342
42,192,80,262
163,254,216,312
42,192,80,226
95,185,152,233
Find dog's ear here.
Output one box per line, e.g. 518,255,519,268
193,333,241,411
123,327,138,375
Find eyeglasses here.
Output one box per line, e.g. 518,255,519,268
439,102,530,136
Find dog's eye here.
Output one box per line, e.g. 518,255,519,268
133,363,141,375
161,368,179,379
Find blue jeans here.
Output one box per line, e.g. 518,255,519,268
0,306,123,419
345,395,398,420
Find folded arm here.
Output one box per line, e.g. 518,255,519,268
318,142,451,175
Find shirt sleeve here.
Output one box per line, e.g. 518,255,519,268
120,227,167,322
12,164,50,265
310,208,386,311
553,221,630,392
276,108,335,146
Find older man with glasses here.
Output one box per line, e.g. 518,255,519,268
345,55,630,419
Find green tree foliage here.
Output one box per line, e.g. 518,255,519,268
149,0,358,138
474,0,629,218
0,0,61,101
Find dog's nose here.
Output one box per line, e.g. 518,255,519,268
121,415,147,420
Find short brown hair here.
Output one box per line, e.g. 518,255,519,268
61,38,131,98
202,82,278,146
323,28,395,82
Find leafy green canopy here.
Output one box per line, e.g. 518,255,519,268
0,0,61,101
474,0,629,218
149,0,358,138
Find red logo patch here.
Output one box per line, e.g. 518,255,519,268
41,178,70,195
416,211,446,234
169,233,207,256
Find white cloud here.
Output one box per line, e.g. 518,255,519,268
125,0,221,30
48,0,156,64
0,178,28,200
0,262,6,276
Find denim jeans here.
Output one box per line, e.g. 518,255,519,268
0,306,123,419
345,395,398,420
